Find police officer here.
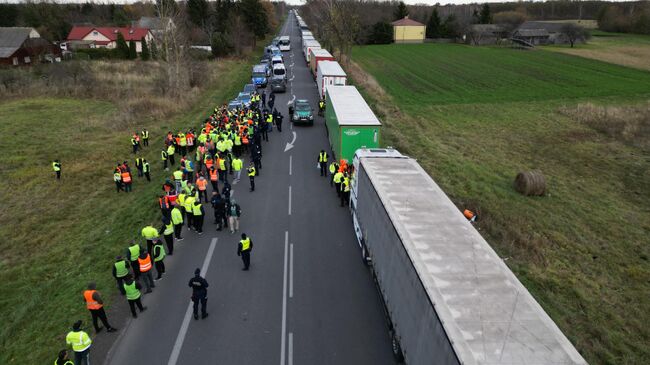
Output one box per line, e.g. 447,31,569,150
237,233,254,270
247,163,256,192
318,99,325,116
318,150,328,176
273,108,283,132
189,268,209,320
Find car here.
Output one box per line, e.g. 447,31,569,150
228,100,243,111
243,83,256,95
237,92,252,107
272,63,287,80
289,99,314,125
251,64,268,88
269,46,282,59
271,55,283,67
270,76,287,93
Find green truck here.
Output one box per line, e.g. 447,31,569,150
325,86,381,162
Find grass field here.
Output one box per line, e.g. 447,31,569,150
545,30,650,71
351,43,650,364
0,56,256,363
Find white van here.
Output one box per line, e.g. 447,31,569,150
271,55,283,67
279,36,291,51
272,64,287,80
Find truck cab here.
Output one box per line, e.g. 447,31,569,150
251,64,268,88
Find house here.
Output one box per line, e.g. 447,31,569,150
512,28,550,46
464,24,508,45
391,16,426,44
66,26,154,53
0,27,60,66
516,21,583,45
134,17,174,39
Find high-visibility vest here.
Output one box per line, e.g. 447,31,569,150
319,152,328,163
234,135,241,146
329,163,338,174
232,159,243,171
124,281,141,300
196,178,207,191
248,167,256,177
218,158,226,170
131,138,137,146
128,244,140,261
143,162,150,173
179,135,187,146
342,178,350,192
114,260,129,278
266,115,273,124
114,172,121,182
163,222,174,235
171,208,183,225
167,145,175,155
209,169,218,181
141,130,149,139
138,255,152,272
173,170,183,181
52,162,61,171
142,226,158,240
333,172,344,183
240,238,251,251
463,209,475,220
187,135,194,146
153,243,166,262
159,196,170,209
242,135,249,144
192,202,203,216
121,172,131,183
53,358,74,365
185,160,194,172
84,290,102,310
184,196,195,213
205,158,214,169
66,330,92,352
161,150,168,161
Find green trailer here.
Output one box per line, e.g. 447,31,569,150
325,86,381,162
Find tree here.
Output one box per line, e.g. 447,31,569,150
151,41,158,60
240,0,269,47
441,14,460,39
140,37,151,61
394,1,408,21
426,8,442,39
116,32,130,59
128,39,138,59
0,4,19,27
493,11,527,35
187,0,216,39
560,23,590,48
479,3,492,24
368,21,393,44
211,32,233,57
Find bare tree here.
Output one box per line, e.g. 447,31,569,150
156,0,188,98
305,0,360,66
560,23,589,48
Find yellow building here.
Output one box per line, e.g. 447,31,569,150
392,16,426,43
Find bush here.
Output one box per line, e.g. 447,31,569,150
368,21,393,44
211,32,234,58
75,48,121,60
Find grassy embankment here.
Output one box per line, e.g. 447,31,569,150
545,30,650,71
0,56,257,363
351,43,650,364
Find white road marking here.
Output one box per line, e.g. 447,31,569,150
167,238,218,365
289,155,292,176
289,243,294,298
288,185,292,215
288,332,294,365
284,131,297,152
280,232,289,365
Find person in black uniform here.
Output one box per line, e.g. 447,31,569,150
237,233,254,270
273,108,283,132
189,268,209,320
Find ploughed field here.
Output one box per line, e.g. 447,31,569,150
352,42,650,365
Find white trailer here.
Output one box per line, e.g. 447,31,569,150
317,60,347,99
303,40,321,62
350,148,589,365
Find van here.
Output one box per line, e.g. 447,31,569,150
271,55,283,67
251,64,268,88
272,64,286,80
279,36,291,51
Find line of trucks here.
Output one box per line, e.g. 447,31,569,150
292,10,588,365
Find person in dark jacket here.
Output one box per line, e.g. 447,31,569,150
188,268,209,320
211,192,227,231
273,108,283,132
237,233,254,270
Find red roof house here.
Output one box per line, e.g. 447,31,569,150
66,26,154,53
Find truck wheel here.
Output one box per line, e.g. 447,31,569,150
391,332,404,363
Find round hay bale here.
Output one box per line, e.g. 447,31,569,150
514,170,546,196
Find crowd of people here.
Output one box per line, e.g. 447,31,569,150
56,94,281,365
318,150,353,207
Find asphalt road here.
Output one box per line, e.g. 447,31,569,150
104,14,396,365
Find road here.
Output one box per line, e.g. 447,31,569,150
104,14,396,365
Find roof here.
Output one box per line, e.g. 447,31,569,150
310,48,333,58
136,17,172,30
391,17,425,27
67,26,150,42
326,86,380,126
318,60,346,77
518,21,565,33
514,28,550,37
469,24,506,33
0,27,40,58
360,155,588,365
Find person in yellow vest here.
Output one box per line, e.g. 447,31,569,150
217,153,228,183
112,256,130,295
160,217,175,255
171,204,184,240
196,174,209,203
173,167,184,193
83,282,116,333
318,150,328,176
65,320,92,365
232,156,243,182
184,194,195,231
319,99,325,116
52,159,61,179
123,274,147,318
340,174,350,207
126,241,141,280
54,349,74,365
143,159,151,182
141,129,149,146
113,168,123,193
333,170,344,198
141,224,160,254
161,149,169,171
192,199,205,234
167,143,176,166
152,239,166,281
247,163,256,192
329,161,339,187
237,233,254,270
138,250,155,293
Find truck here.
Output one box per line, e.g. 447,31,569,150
302,40,321,63
349,148,589,365
325,86,380,162
309,48,335,78
317,60,347,100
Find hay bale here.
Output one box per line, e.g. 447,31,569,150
514,170,546,196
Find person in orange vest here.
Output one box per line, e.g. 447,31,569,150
83,282,116,333
196,174,209,202
463,209,477,223
208,166,219,193
138,250,155,293
121,168,133,192
159,194,171,219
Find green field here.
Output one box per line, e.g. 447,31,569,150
352,43,650,364
0,57,254,363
